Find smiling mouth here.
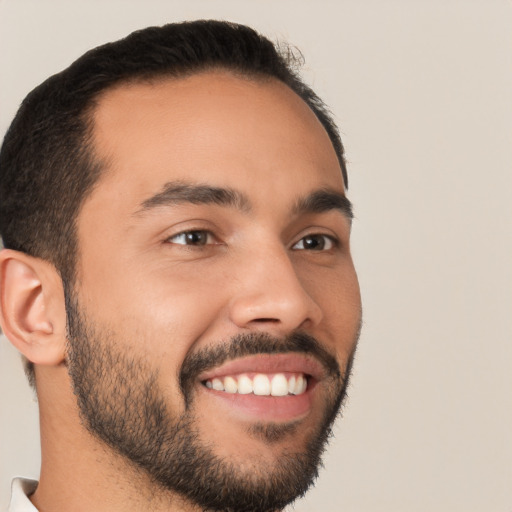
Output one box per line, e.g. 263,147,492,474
195,354,328,422
203,372,309,396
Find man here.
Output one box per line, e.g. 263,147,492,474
0,20,361,512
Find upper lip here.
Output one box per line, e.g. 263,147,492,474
198,353,327,383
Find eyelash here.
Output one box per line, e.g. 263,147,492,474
165,230,217,246
291,234,337,251
165,229,338,251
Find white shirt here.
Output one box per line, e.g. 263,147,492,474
7,479,38,512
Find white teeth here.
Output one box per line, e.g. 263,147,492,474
224,376,238,394
288,375,296,394
270,374,289,396
237,375,253,394
211,378,224,391
205,373,308,396
300,376,307,394
292,375,306,395
253,374,271,395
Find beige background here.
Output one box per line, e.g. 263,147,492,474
1,0,511,510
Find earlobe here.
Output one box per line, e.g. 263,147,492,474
0,249,67,366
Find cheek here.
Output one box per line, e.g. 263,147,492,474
79,259,233,359
74,264,234,412
299,261,361,355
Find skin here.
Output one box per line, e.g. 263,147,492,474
3,71,361,511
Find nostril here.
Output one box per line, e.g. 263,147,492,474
253,318,279,323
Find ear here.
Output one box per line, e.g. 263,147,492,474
0,249,67,366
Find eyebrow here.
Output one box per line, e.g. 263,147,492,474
135,181,353,220
136,181,251,215
293,189,353,220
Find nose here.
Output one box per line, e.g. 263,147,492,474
228,244,323,334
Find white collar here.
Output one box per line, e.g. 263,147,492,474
8,478,38,512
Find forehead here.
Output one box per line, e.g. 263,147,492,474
86,71,344,218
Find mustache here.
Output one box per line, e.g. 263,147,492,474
179,331,341,403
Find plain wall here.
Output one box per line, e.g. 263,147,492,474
1,1,511,511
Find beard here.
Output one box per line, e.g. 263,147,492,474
65,292,356,512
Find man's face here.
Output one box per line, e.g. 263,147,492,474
68,71,361,510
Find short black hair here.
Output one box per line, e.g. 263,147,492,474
0,21,348,384
0,20,348,284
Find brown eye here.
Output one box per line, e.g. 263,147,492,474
168,230,212,246
292,234,335,251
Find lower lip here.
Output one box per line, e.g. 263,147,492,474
199,383,315,423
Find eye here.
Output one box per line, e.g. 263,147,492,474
166,230,215,246
292,234,336,251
